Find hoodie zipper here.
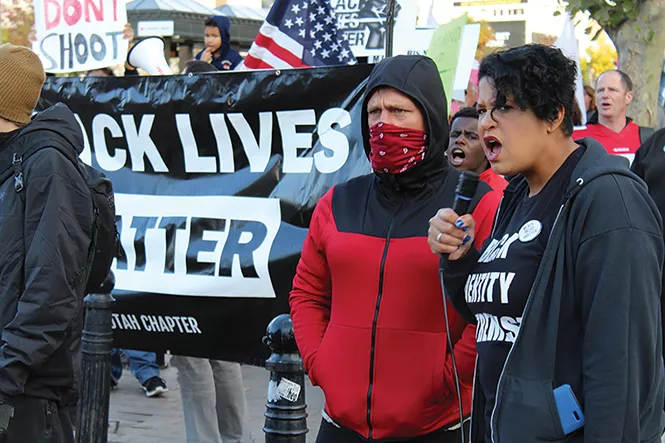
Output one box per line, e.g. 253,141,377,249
45,401,54,436
489,202,566,443
366,199,403,439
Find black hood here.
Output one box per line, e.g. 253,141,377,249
16,103,84,156
361,55,449,191
504,138,644,201
211,16,233,60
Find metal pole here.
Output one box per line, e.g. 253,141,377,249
263,314,307,443
76,273,116,443
385,0,397,58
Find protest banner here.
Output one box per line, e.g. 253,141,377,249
32,0,129,73
37,65,373,365
427,13,468,103
450,24,481,103
331,0,418,60
555,13,586,125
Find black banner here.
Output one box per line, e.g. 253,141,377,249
37,65,374,366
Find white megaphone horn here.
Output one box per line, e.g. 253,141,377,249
127,37,172,76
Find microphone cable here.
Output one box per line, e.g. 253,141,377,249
440,267,466,443
439,171,478,443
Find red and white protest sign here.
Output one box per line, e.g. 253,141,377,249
32,0,128,73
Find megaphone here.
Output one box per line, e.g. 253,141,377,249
127,37,172,76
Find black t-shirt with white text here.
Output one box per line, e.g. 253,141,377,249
466,148,584,443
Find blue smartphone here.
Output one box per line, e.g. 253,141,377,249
553,384,584,434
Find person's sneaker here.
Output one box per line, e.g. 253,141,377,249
110,377,118,390
142,376,168,398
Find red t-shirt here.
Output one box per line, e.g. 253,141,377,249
480,168,508,192
573,121,641,165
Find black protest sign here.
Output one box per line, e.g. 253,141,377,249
37,65,373,365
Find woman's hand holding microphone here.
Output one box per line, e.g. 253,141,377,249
428,209,476,261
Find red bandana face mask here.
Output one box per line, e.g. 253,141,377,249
368,122,429,174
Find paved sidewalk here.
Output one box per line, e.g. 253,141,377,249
108,364,665,443
108,362,324,443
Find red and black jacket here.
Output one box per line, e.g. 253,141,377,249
289,56,501,440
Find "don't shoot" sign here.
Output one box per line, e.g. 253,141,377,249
32,0,128,73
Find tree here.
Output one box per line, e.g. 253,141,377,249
566,0,665,126
580,33,617,86
0,0,34,47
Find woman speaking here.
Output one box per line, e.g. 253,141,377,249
429,44,665,443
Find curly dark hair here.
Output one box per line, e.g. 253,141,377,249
450,107,479,127
478,44,577,136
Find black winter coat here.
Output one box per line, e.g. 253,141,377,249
0,104,93,406
444,140,665,443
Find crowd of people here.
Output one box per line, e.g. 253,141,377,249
290,45,665,443
1,9,665,443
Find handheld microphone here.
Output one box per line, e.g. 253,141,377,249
441,171,479,443
452,171,479,216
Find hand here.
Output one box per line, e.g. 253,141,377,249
122,23,135,40
428,208,476,261
200,48,213,62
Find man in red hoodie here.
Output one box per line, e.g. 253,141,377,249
289,56,501,443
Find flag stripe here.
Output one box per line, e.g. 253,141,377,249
252,35,307,68
245,21,308,69
246,45,300,69
243,0,357,71
242,56,275,70
257,22,303,59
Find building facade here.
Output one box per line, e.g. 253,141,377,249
431,0,566,48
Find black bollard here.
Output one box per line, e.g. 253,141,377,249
76,273,115,443
263,314,308,443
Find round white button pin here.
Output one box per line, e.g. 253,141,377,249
519,220,542,243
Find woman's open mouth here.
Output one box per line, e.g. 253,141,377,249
484,136,502,162
449,147,466,166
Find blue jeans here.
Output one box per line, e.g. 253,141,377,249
111,349,160,385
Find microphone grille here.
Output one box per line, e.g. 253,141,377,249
455,171,479,198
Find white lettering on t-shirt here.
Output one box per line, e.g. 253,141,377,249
475,313,522,343
466,272,515,304
499,272,515,304
478,233,519,263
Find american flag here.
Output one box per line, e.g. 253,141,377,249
244,0,357,69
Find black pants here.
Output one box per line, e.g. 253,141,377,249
3,396,74,443
315,418,469,443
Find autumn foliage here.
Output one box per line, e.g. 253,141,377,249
1,0,35,47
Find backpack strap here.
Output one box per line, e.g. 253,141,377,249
11,143,54,193
8,134,82,194
7,131,103,290
12,153,24,192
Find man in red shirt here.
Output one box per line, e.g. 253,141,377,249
573,70,652,165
